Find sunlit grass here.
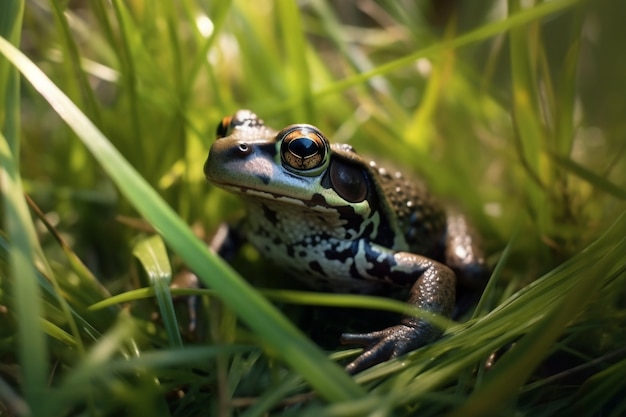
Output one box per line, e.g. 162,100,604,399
2,0,626,416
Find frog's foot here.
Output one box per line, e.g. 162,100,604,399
340,323,437,374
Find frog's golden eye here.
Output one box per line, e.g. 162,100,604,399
279,125,328,172
215,110,264,139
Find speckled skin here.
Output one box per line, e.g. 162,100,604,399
204,110,489,373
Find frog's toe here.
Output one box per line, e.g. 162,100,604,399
340,330,386,348
341,331,394,374
340,325,417,374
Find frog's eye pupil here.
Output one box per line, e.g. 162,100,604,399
279,125,328,172
288,137,318,159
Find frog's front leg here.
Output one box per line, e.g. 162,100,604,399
340,249,456,374
171,222,243,292
171,222,244,332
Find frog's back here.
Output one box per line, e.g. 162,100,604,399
368,160,447,259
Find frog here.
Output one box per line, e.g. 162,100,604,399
203,110,489,374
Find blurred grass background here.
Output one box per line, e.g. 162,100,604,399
1,0,626,416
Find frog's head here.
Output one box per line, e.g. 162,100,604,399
204,110,376,216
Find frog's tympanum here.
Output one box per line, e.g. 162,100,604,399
204,110,489,373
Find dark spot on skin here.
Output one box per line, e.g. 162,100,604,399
262,205,278,224
336,204,356,217
253,225,272,238
286,245,295,258
349,261,364,280
324,247,352,262
309,261,326,277
336,204,363,233
298,251,307,257
324,240,357,262
360,242,393,281
362,222,374,239
308,193,327,208
374,222,395,248
256,174,271,185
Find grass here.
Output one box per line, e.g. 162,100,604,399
1,0,626,416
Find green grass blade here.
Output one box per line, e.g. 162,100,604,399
508,0,549,233
0,35,364,401
0,0,23,153
0,232,108,347
49,0,102,125
110,0,145,150
133,234,183,347
553,12,583,157
8,2,621,414
310,0,582,102
275,0,313,119
550,152,626,200
52,342,254,415
1,3,50,415
0,132,49,416
181,0,233,102
448,214,626,416
45,316,136,416
567,356,626,415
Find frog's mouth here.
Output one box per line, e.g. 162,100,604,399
210,180,312,207
207,176,339,212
